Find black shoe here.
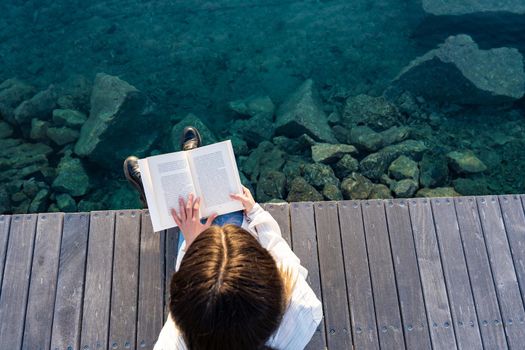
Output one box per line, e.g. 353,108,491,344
180,126,202,151
123,155,148,208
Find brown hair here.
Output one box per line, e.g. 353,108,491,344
169,224,295,350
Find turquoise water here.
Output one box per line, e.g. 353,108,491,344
0,0,524,213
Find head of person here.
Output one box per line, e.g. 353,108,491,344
169,224,294,350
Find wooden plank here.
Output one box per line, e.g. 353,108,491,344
361,200,405,350
0,215,11,291
263,203,292,246
0,214,38,349
137,210,164,349
314,201,352,349
499,195,525,304
164,227,180,321
81,211,116,350
431,198,483,349
477,196,525,349
408,198,457,350
454,197,508,350
109,210,141,350
290,202,327,350
338,201,380,350
50,213,90,350
385,200,432,350
23,213,65,349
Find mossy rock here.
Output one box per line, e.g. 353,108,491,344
416,187,460,197
311,143,358,164
341,173,374,200
303,163,340,190
286,177,323,202
447,150,487,174
322,183,343,201
388,155,419,181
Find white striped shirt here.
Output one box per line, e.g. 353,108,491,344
153,203,323,350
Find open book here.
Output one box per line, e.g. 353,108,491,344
138,140,244,232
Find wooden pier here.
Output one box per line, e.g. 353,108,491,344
0,195,524,349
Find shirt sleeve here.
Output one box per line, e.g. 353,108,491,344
175,240,186,272
245,204,323,350
153,313,187,350
245,203,308,278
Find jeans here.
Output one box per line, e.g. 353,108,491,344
177,210,244,251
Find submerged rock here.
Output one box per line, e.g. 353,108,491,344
106,183,143,210
303,163,340,190
349,126,410,152
232,113,275,146
171,114,218,150
0,78,36,124
282,157,307,179
0,189,11,213
447,150,487,174
273,136,303,155
75,73,160,170
416,187,460,197
230,135,249,156
55,74,93,112
239,172,255,195
419,153,449,188
333,125,351,144
0,121,13,139
29,119,50,141
392,35,525,104
0,139,52,182
256,170,287,202
388,155,419,181
46,126,80,146
349,126,383,152
52,109,88,129
333,154,359,179
415,1,525,54
13,85,57,124
391,179,419,198
28,188,50,213
11,195,31,213
77,199,105,212
52,154,90,197
56,193,77,212
422,0,525,15
242,141,286,183
453,177,490,195
381,126,411,147
311,143,358,164
229,95,275,120
275,79,336,143
286,177,323,202
343,94,401,130
327,111,341,126
22,178,45,198
360,140,427,180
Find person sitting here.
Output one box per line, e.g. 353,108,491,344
123,126,323,350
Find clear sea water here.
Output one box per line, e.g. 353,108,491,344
0,0,524,213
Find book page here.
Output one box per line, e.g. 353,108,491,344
143,151,196,230
188,140,244,217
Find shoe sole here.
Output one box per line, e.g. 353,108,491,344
181,126,202,150
123,158,148,207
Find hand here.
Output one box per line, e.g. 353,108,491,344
171,193,218,248
230,185,256,214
